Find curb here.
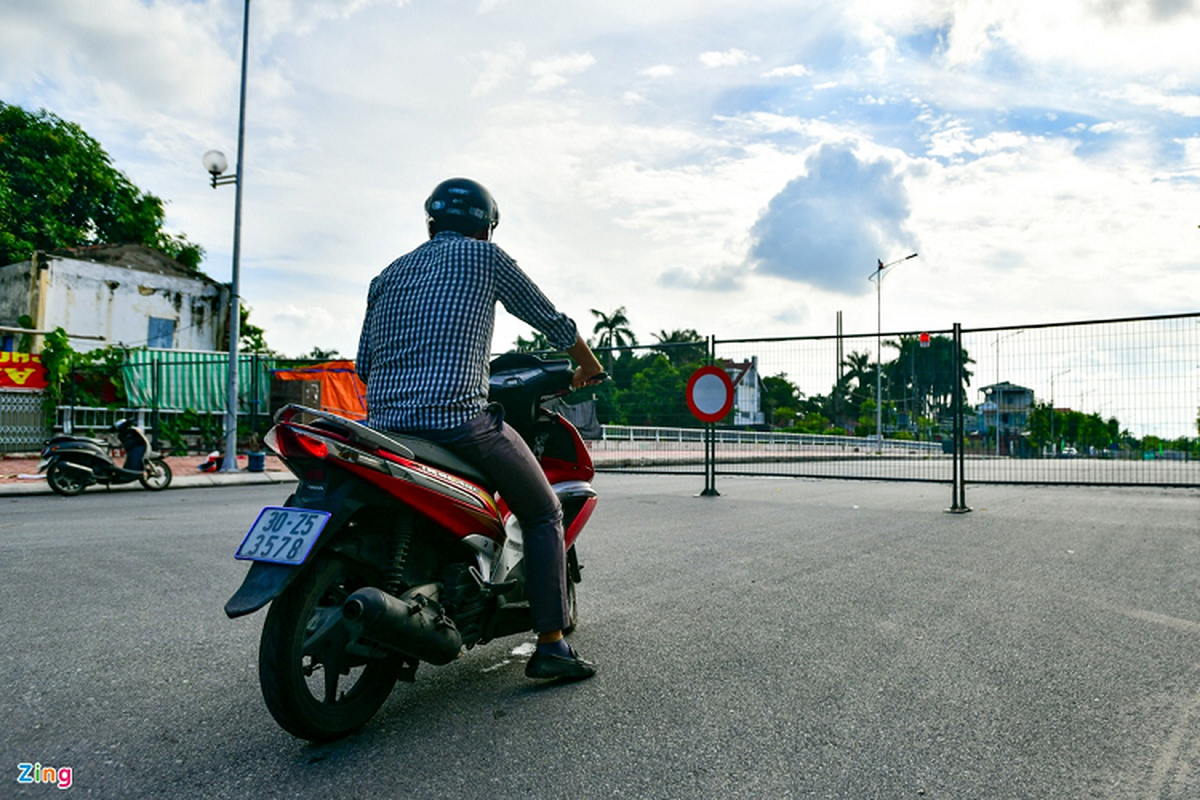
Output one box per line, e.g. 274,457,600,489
0,470,297,497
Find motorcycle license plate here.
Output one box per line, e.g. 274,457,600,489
235,507,330,565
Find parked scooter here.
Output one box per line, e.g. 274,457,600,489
225,354,604,741
38,419,173,496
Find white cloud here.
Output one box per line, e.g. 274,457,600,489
529,52,597,92
640,64,677,78
3,0,1198,360
471,42,528,97
763,64,811,78
699,48,760,68
0,0,234,117
1107,84,1200,118
256,0,404,39
847,0,1200,80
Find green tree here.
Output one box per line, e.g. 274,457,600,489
885,334,975,421
236,305,272,355
833,350,877,427
617,355,688,426
1027,401,1053,453
303,346,340,360
513,330,554,353
761,373,803,427
650,328,706,367
590,306,637,370
0,102,202,269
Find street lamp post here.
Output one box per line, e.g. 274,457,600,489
869,253,918,452
203,0,251,473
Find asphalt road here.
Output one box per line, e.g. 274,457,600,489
2,476,1199,799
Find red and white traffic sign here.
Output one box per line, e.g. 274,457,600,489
686,365,734,424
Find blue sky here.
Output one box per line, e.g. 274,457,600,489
2,0,1198,361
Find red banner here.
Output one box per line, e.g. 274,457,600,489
0,352,48,390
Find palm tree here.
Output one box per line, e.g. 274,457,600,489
513,330,552,353
651,328,706,367
881,334,975,427
590,307,637,370
834,350,877,426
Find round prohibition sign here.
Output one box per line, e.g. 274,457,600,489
686,365,734,424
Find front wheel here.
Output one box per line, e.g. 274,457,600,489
46,460,87,497
259,555,401,742
139,459,172,491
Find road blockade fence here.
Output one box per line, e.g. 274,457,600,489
589,312,1200,495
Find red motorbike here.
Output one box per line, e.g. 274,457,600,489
224,354,601,741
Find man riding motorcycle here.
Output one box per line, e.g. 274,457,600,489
355,177,605,680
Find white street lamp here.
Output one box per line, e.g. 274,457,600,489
869,253,918,452
203,0,251,473
203,150,234,187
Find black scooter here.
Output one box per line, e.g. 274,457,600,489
38,419,173,496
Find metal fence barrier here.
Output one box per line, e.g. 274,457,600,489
591,312,1199,496
7,312,1197,495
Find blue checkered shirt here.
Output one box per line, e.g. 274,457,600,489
356,232,578,431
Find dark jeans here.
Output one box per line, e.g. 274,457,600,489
408,404,568,633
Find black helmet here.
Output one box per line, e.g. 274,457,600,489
424,178,500,236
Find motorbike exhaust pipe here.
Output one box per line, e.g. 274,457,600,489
342,585,462,666
57,461,95,479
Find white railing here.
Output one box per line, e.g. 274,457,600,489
595,425,943,454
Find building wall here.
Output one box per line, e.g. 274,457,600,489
0,261,34,324
730,355,765,427
0,254,227,351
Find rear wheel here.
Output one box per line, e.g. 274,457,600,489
259,555,401,742
564,546,581,635
46,460,87,497
139,459,172,491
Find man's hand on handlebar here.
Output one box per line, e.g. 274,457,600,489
572,368,609,390
567,335,606,390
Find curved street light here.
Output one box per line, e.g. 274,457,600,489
202,0,251,473
869,253,918,452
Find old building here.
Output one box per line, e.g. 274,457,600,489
0,244,230,352
976,381,1035,456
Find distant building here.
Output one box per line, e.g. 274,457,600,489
0,244,230,352
976,381,1034,455
722,356,765,427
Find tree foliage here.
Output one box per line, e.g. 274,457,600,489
618,354,689,426
0,102,202,269
590,306,637,369
650,328,706,367
237,305,272,355
513,330,555,354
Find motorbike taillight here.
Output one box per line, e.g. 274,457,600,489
272,426,329,460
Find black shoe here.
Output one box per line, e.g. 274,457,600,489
525,645,597,681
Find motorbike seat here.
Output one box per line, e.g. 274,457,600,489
292,407,494,492
47,434,110,448
377,433,494,492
